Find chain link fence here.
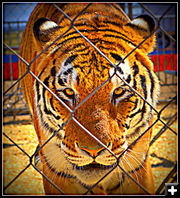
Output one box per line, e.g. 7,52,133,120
3,3,37,124
3,3,177,195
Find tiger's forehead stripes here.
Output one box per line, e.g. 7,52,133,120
109,59,132,88
52,40,132,85
57,57,78,88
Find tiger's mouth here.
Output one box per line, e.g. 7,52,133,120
74,161,115,171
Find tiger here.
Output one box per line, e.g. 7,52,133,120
18,3,160,195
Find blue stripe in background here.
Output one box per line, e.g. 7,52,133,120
3,54,19,63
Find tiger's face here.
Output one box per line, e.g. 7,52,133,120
32,12,159,186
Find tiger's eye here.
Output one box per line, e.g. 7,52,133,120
64,88,74,98
114,87,124,95
113,87,126,99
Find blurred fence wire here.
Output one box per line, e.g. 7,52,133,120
3,3,177,195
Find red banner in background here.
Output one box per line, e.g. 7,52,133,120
151,54,177,72
3,63,18,80
3,54,177,81
3,54,19,80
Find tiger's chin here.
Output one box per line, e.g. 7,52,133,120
72,162,116,185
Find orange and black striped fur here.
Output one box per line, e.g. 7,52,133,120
19,3,159,195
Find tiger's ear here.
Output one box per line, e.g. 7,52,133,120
33,18,60,42
125,15,156,53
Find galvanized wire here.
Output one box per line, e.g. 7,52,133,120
3,3,177,195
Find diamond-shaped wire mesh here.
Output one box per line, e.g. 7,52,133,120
3,3,177,195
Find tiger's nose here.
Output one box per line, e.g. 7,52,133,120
80,146,106,158
75,142,112,158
